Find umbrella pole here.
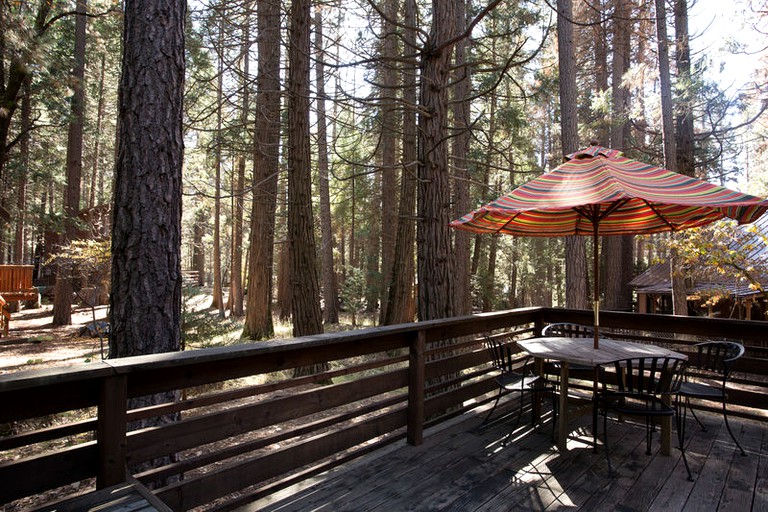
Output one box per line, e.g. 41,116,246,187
593,223,599,349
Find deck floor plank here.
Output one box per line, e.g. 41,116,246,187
240,405,766,512
682,417,744,512
717,420,763,512
753,424,768,511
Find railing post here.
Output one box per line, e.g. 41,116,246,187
534,310,545,338
97,373,128,488
407,329,426,446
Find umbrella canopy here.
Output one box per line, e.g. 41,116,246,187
451,145,768,348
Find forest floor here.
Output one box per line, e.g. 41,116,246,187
0,303,111,374
0,290,373,375
0,290,235,374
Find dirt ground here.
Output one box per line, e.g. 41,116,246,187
0,304,110,375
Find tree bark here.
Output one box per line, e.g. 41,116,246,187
672,0,694,316
89,53,107,209
287,0,324,347
14,76,31,264
655,0,677,171
110,0,184,357
53,0,87,326
452,0,472,317
558,0,588,310
376,0,399,323
210,15,225,316
0,0,53,187
227,3,250,319
314,6,339,325
603,0,632,311
192,209,206,286
674,0,695,178
383,0,417,325
243,0,281,339
417,0,456,321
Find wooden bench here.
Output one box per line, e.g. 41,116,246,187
0,265,39,336
34,479,173,512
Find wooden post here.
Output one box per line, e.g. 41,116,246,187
97,374,128,488
407,330,425,446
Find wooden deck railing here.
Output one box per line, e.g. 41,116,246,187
1,308,766,511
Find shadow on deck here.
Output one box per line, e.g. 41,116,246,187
246,405,766,512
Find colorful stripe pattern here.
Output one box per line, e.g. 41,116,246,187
450,146,768,236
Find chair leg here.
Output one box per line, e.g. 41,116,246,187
502,392,525,445
551,390,558,443
687,399,707,431
675,409,694,481
645,418,653,455
722,400,746,456
681,396,689,443
483,388,503,424
603,410,614,477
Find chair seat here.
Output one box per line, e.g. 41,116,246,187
679,381,724,399
600,392,675,417
496,373,551,391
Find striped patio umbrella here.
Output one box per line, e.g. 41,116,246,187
450,145,768,348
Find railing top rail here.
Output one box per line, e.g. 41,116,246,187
0,307,543,393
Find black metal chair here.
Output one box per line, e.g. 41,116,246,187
541,322,595,380
678,341,746,456
595,356,692,480
483,336,558,443
542,322,594,339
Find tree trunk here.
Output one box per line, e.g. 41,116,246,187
451,0,471,317
417,0,457,321
110,0,184,357
210,16,225,316
192,209,206,286
227,4,250,319
53,0,87,326
590,0,609,145
672,0,694,316
482,234,498,312
287,0,324,375
14,76,31,264
90,53,107,209
314,6,339,325
674,0,695,178
0,0,53,190
364,173,381,313
603,0,632,311
243,0,281,339
655,0,677,171
382,0,417,326
558,0,588,310
377,0,399,324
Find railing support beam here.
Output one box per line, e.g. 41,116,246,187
407,330,426,446
97,373,128,488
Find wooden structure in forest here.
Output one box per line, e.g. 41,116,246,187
631,215,768,320
0,265,39,335
0,265,39,302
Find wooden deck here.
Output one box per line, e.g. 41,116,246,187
245,404,766,511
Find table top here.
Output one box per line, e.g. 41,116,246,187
517,336,687,367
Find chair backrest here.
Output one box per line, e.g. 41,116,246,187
691,341,745,378
484,336,528,374
598,356,687,395
542,322,594,338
